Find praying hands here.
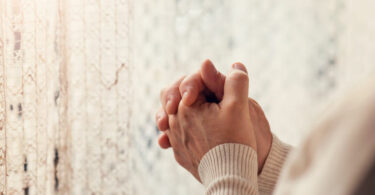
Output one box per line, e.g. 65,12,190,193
155,60,375,195
156,60,273,181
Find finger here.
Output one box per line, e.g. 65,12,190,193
179,72,204,106
156,108,169,131
190,93,208,107
200,59,226,100
160,76,186,115
221,63,250,109
158,133,171,149
179,59,226,106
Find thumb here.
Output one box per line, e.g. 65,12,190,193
220,63,249,109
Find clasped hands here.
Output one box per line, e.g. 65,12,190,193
155,60,272,181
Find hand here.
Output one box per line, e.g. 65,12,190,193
166,65,256,181
156,60,272,173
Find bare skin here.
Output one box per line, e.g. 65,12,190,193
156,60,273,175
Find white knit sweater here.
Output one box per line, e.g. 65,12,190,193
198,77,375,195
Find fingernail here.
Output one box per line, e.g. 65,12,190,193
233,63,247,73
182,91,189,102
166,100,172,114
156,114,161,121
156,112,163,121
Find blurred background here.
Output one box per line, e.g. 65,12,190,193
0,0,374,194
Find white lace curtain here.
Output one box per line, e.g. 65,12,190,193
0,0,374,194
1,0,132,194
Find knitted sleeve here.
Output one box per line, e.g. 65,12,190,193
198,135,292,195
258,135,292,195
198,143,259,195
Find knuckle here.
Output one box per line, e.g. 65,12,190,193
178,101,186,112
161,75,187,101
230,70,249,83
179,80,192,95
179,73,201,92
175,75,187,90
161,86,177,100
169,115,179,130
178,103,191,117
155,110,167,130
177,75,187,85
157,118,168,131
226,99,243,112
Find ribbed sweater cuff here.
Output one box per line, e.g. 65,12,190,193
198,144,258,194
258,135,292,194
